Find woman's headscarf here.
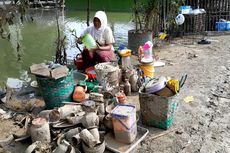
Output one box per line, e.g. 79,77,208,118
90,11,108,40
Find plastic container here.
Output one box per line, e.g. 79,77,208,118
226,21,230,30
180,5,191,14
73,70,88,84
74,54,83,70
119,49,132,57
111,104,137,144
82,33,97,50
215,21,230,31
85,66,97,80
145,76,167,94
121,56,132,69
141,41,153,63
139,63,155,78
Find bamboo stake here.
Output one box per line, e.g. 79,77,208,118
145,128,178,141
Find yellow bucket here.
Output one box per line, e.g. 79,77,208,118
140,63,155,78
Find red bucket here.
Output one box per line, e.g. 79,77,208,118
74,54,83,70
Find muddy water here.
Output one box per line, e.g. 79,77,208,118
0,9,134,86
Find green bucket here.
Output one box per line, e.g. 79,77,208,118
36,69,75,109
82,33,97,50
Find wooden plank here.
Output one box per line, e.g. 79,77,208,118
51,66,69,80
30,63,51,77
145,128,178,141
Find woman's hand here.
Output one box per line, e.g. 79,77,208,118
76,37,82,44
89,44,100,52
95,44,112,52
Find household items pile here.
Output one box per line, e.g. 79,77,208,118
0,39,186,152
139,75,187,129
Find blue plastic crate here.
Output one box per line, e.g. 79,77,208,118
216,22,228,31
180,5,191,14
226,21,230,30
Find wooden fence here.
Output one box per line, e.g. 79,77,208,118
185,0,230,31
153,0,230,34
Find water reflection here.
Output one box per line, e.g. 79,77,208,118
0,9,133,85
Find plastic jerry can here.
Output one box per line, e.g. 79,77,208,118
111,104,137,144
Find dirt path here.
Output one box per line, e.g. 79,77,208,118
136,35,230,153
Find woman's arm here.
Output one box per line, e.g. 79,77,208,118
97,43,112,51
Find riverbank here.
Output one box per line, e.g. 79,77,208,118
0,35,230,152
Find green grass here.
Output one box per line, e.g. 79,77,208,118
65,0,134,12
66,11,132,22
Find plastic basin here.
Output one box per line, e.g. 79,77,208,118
73,70,88,84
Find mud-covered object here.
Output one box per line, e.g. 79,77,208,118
81,112,99,128
79,129,97,148
82,135,105,153
30,117,51,143
24,141,51,153
94,62,120,90
139,87,178,129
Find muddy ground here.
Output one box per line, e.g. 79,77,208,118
0,35,230,153
134,35,230,153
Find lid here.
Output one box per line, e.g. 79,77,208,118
111,104,135,119
119,49,132,57
145,76,167,94
141,57,154,64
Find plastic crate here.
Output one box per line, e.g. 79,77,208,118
215,22,228,31
226,21,230,31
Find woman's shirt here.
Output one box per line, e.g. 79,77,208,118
82,26,115,46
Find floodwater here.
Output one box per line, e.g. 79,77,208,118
0,9,134,86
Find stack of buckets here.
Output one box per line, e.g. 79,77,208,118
139,41,155,79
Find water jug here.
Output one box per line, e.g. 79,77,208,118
140,41,153,63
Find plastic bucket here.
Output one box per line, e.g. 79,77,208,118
36,69,75,109
111,104,137,144
139,63,155,78
82,33,97,50
73,70,88,84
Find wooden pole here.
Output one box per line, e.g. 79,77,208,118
87,0,90,27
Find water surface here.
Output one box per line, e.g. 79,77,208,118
0,9,134,86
